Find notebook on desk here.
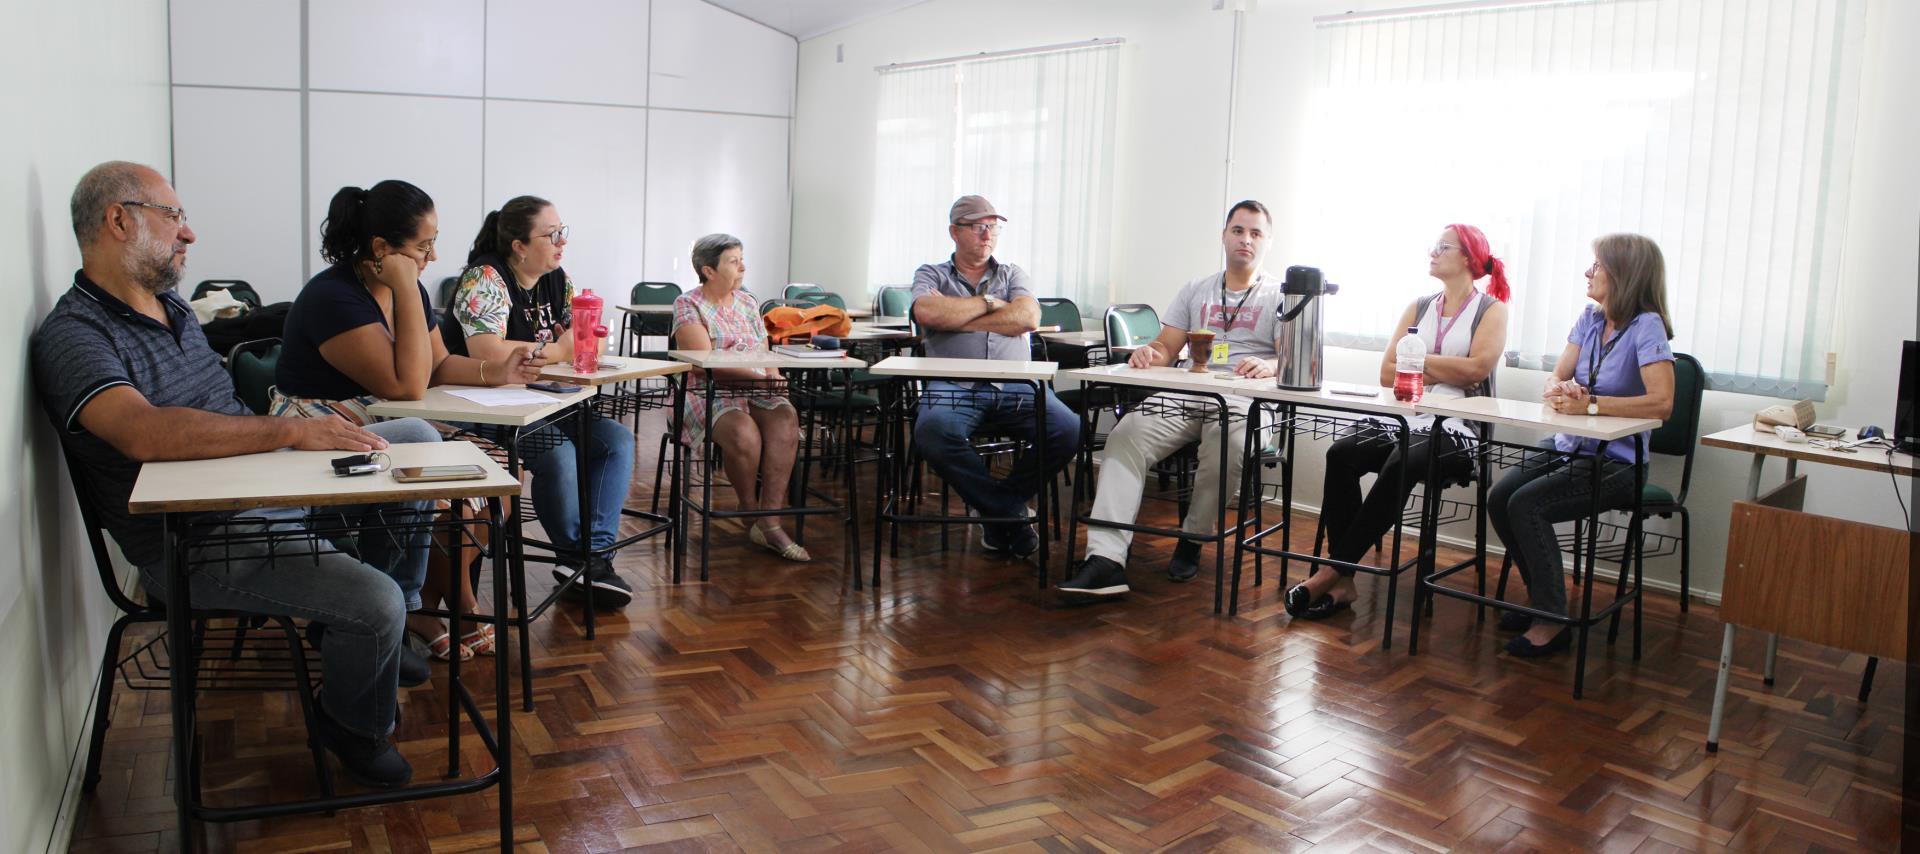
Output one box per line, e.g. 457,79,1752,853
772,345,847,359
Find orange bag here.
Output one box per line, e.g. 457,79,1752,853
763,304,852,344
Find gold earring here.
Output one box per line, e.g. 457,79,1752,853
373,256,384,275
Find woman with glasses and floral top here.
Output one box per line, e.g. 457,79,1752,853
443,195,638,607
274,180,545,662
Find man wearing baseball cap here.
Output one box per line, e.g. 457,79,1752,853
907,195,1078,558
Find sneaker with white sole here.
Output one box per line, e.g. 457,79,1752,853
1056,555,1129,598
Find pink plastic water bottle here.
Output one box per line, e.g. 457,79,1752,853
1393,326,1425,402
570,289,609,374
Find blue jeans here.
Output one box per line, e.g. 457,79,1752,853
137,416,442,739
522,413,637,554
912,381,1078,526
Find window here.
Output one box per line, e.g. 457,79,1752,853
869,42,1121,311
1303,0,1866,398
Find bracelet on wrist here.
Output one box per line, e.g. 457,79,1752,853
479,360,489,384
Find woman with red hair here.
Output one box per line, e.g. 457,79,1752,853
1286,224,1511,620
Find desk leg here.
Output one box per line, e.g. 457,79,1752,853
1707,623,1736,752
1744,453,1782,686
164,515,198,853
491,497,515,851
576,407,596,640
1763,635,1779,686
507,440,535,713
1034,380,1051,589
1770,458,1797,687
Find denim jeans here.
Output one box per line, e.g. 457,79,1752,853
912,381,1078,526
522,413,637,554
136,416,442,739
1486,440,1641,619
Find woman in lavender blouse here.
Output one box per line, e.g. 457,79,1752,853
1488,233,1676,658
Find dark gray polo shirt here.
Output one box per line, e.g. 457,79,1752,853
33,272,249,568
910,255,1033,361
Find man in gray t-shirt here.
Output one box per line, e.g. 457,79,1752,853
907,195,1079,557
1059,201,1281,598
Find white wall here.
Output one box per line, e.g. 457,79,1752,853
0,1,172,851
792,0,1920,600
172,0,798,306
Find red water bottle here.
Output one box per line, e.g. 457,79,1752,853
571,289,609,374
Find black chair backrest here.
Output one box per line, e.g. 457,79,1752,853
435,276,461,308
56,440,152,617
192,279,261,309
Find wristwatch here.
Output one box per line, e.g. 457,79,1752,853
1587,399,1600,416
982,293,1000,312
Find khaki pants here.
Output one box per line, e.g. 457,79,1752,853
1084,394,1254,563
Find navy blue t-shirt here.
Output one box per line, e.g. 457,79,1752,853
277,263,438,400
32,271,250,568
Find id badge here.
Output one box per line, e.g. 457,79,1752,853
1209,342,1231,366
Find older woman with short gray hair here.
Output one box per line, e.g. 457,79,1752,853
670,234,808,561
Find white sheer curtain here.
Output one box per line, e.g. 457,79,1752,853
869,44,1120,311
1302,0,1866,398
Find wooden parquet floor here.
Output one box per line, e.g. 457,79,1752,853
68,453,1906,852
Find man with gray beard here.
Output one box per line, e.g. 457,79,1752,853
31,161,443,787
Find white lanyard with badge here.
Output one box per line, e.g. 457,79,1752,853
1208,273,1259,366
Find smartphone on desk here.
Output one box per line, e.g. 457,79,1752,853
392,464,488,483
526,380,581,394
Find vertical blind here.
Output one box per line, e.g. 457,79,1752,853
869,43,1121,311
1303,0,1866,398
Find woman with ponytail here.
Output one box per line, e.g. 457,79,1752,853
444,196,637,604
275,180,546,661
1285,224,1511,620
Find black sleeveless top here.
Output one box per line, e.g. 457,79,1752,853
441,253,571,356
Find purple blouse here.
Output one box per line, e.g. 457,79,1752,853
1552,306,1673,464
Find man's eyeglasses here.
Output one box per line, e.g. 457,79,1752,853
540,225,570,243
964,223,1002,238
122,200,187,227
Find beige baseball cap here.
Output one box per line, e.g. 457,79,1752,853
948,195,1007,225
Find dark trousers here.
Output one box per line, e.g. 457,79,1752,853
1320,425,1471,571
1485,441,1642,617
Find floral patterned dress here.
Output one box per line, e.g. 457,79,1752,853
672,287,792,446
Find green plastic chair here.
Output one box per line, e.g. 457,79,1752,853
1103,303,1161,350
875,286,913,319
626,281,680,355
797,292,847,311
1037,298,1083,333
785,283,828,301
1637,352,1706,609
226,338,282,415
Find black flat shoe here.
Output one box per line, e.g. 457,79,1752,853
1505,629,1571,658
1283,584,1312,617
1497,611,1533,632
1298,594,1353,621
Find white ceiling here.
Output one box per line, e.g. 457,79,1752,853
702,0,930,41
